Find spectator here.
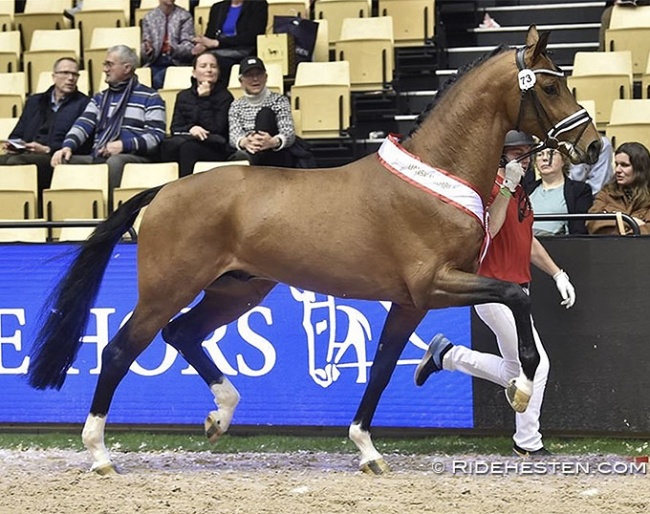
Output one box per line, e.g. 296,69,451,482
159,52,233,177
50,45,166,209
526,148,593,235
191,0,268,86
141,0,195,90
228,56,295,167
587,141,650,235
0,57,89,215
415,132,576,458
568,134,614,196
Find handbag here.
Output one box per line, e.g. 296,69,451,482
272,15,319,65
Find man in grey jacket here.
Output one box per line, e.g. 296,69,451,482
141,0,195,89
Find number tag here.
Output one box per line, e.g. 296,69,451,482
518,69,536,91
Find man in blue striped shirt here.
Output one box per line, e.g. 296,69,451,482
51,45,166,210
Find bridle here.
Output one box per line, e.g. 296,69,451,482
512,45,592,165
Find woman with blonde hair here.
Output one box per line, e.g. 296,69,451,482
587,142,650,235
525,148,593,235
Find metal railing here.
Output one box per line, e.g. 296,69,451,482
0,220,137,242
534,213,641,236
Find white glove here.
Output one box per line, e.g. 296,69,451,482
553,269,575,309
502,160,525,192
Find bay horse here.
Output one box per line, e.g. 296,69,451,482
27,26,600,475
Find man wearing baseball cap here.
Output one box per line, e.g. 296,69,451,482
228,56,296,167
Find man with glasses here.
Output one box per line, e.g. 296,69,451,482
51,45,166,210
414,130,576,458
228,56,295,167
0,57,89,215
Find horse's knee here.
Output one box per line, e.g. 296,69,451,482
502,283,530,315
101,340,133,378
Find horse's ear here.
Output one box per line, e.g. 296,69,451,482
525,25,550,63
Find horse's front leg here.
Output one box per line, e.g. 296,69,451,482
434,269,539,413
349,303,425,475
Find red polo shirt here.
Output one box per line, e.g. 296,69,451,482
479,180,534,284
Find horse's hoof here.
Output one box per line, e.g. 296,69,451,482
204,410,225,444
92,462,118,476
359,458,390,475
505,379,531,413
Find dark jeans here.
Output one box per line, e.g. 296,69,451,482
160,135,230,177
150,54,174,90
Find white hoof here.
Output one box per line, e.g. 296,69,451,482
206,378,240,443
349,422,387,473
82,414,114,473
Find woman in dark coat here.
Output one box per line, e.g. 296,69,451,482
159,52,234,177
191,0,268,85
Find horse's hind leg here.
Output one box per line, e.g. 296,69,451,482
349,303,426,474
82,298,193,474
161,275,277,442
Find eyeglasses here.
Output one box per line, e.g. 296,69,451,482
102,61,124,69
536,149,556,160
53,71,80,78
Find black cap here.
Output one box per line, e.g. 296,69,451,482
239,56,266,76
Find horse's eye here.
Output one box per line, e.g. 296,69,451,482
542,84,558,95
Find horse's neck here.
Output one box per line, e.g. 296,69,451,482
405,54,517,200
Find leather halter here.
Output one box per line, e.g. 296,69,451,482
513,45,592,163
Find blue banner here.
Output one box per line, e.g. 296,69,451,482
0,243,473,428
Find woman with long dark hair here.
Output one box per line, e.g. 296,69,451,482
587,141,650,235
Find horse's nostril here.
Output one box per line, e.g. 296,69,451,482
587,139,602,165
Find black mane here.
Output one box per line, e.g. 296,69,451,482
407,44,512,139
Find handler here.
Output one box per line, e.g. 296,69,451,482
414,131,576,457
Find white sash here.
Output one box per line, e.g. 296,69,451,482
377,135,485,228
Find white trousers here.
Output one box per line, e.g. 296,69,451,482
443,300,550,451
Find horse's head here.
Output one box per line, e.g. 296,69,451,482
514,26,601,165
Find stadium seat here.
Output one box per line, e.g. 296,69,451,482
136,67,153,88
0,223,48,243
312,19,330,63
0,31,21,73
23,28,80,94
0,164,38,219
314,0,371,48
0,72,26,117
74,0,129,53
228,63,284,100
643,51,650,99
162,66,194,90
193,160,250,174
0,1,14,31
157,88,181,131
334,16,394,91
266,0,310,34
84,26,141,94
291,61,351,138
0,117,18,141
605,4,650,78
605,99,650,151
14,0,71,51
42,163,109,239
57,224,95,242
378,0,435,47
567,51,633,129
112,161,179,211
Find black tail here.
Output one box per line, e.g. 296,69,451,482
27,186,164,390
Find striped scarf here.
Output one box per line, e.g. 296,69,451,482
93,76,137,157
